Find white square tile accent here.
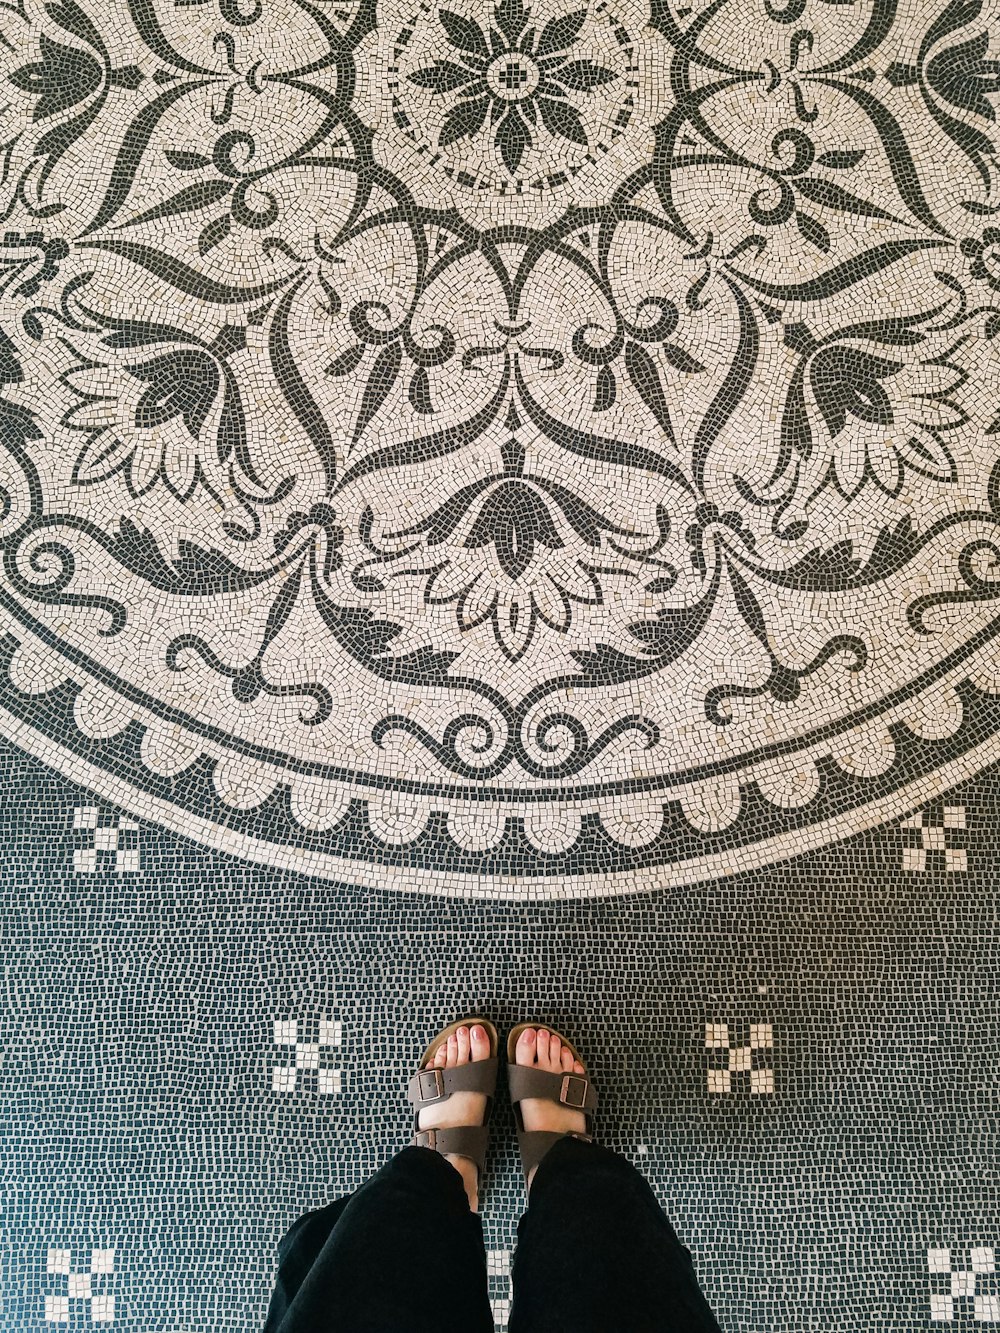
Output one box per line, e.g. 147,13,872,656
730,1046,751,1073
927,1245,1000,1323
952,1270,977,1298
923,825,947,851
929,1291,953,1321
67,1272,91,1298
902,807,967,873
295,1043,321,1070
487,1249,511,1276
750,1069,774,1095
490,1297,511,1325
90,1293,116,1321
707,1069,731,1095
93,826,118,852
928,1248,953,1273
46,1249,72,1275
44,1294,70,1322
273,1016,344,1093
72,809,140,873
317,1069,343,1095
272,1067,298,1093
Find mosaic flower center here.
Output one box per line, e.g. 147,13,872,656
486,53,540,101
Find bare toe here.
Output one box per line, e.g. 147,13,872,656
455,1025,470,1063
560,1046,574,1071
516,1029,537,1062
470,1024,491,1060
544,1031,562,1070
534,1029,551,1068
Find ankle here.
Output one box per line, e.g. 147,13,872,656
445,1153,479,1212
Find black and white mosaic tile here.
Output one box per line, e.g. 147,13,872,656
3,739,999,1329
2,0,1000,1325
4,0,1000,893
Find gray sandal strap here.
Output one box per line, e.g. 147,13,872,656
506,1063,598,1113
507,1062,598,1187
412,1123,490,1174
406,1057,499,1106
408,1050,498,1183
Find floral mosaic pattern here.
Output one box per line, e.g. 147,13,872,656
2,0,1000,895
406,0,619,173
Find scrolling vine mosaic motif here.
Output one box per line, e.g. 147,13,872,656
2,0,1000,894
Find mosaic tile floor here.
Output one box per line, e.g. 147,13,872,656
2,0,1000,1324
4,741,1000,1329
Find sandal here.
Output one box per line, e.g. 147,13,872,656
407,1016,499,1195
506,1022,598,1188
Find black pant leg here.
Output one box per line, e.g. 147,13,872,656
264,1196,354,1332
263,1146,495,1333
507,1137,724,1333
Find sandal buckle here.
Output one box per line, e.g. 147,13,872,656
560,1074,588,1108
413,1128,437,1149
417,1068,446,1103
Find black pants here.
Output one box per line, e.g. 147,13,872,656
263,1137,725,1332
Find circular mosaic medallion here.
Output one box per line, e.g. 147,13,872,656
2,0,1000,895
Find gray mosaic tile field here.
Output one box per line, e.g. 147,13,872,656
2,0,1000,1323
4,740,999,1329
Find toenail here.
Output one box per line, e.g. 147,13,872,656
458,1026,468,1036
471,1025,482,1038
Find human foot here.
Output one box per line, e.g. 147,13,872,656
514,1028,587,1194
416,1023,491,1212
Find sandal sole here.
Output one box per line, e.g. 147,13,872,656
419,1015,499,1069
506,1021,588,1073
